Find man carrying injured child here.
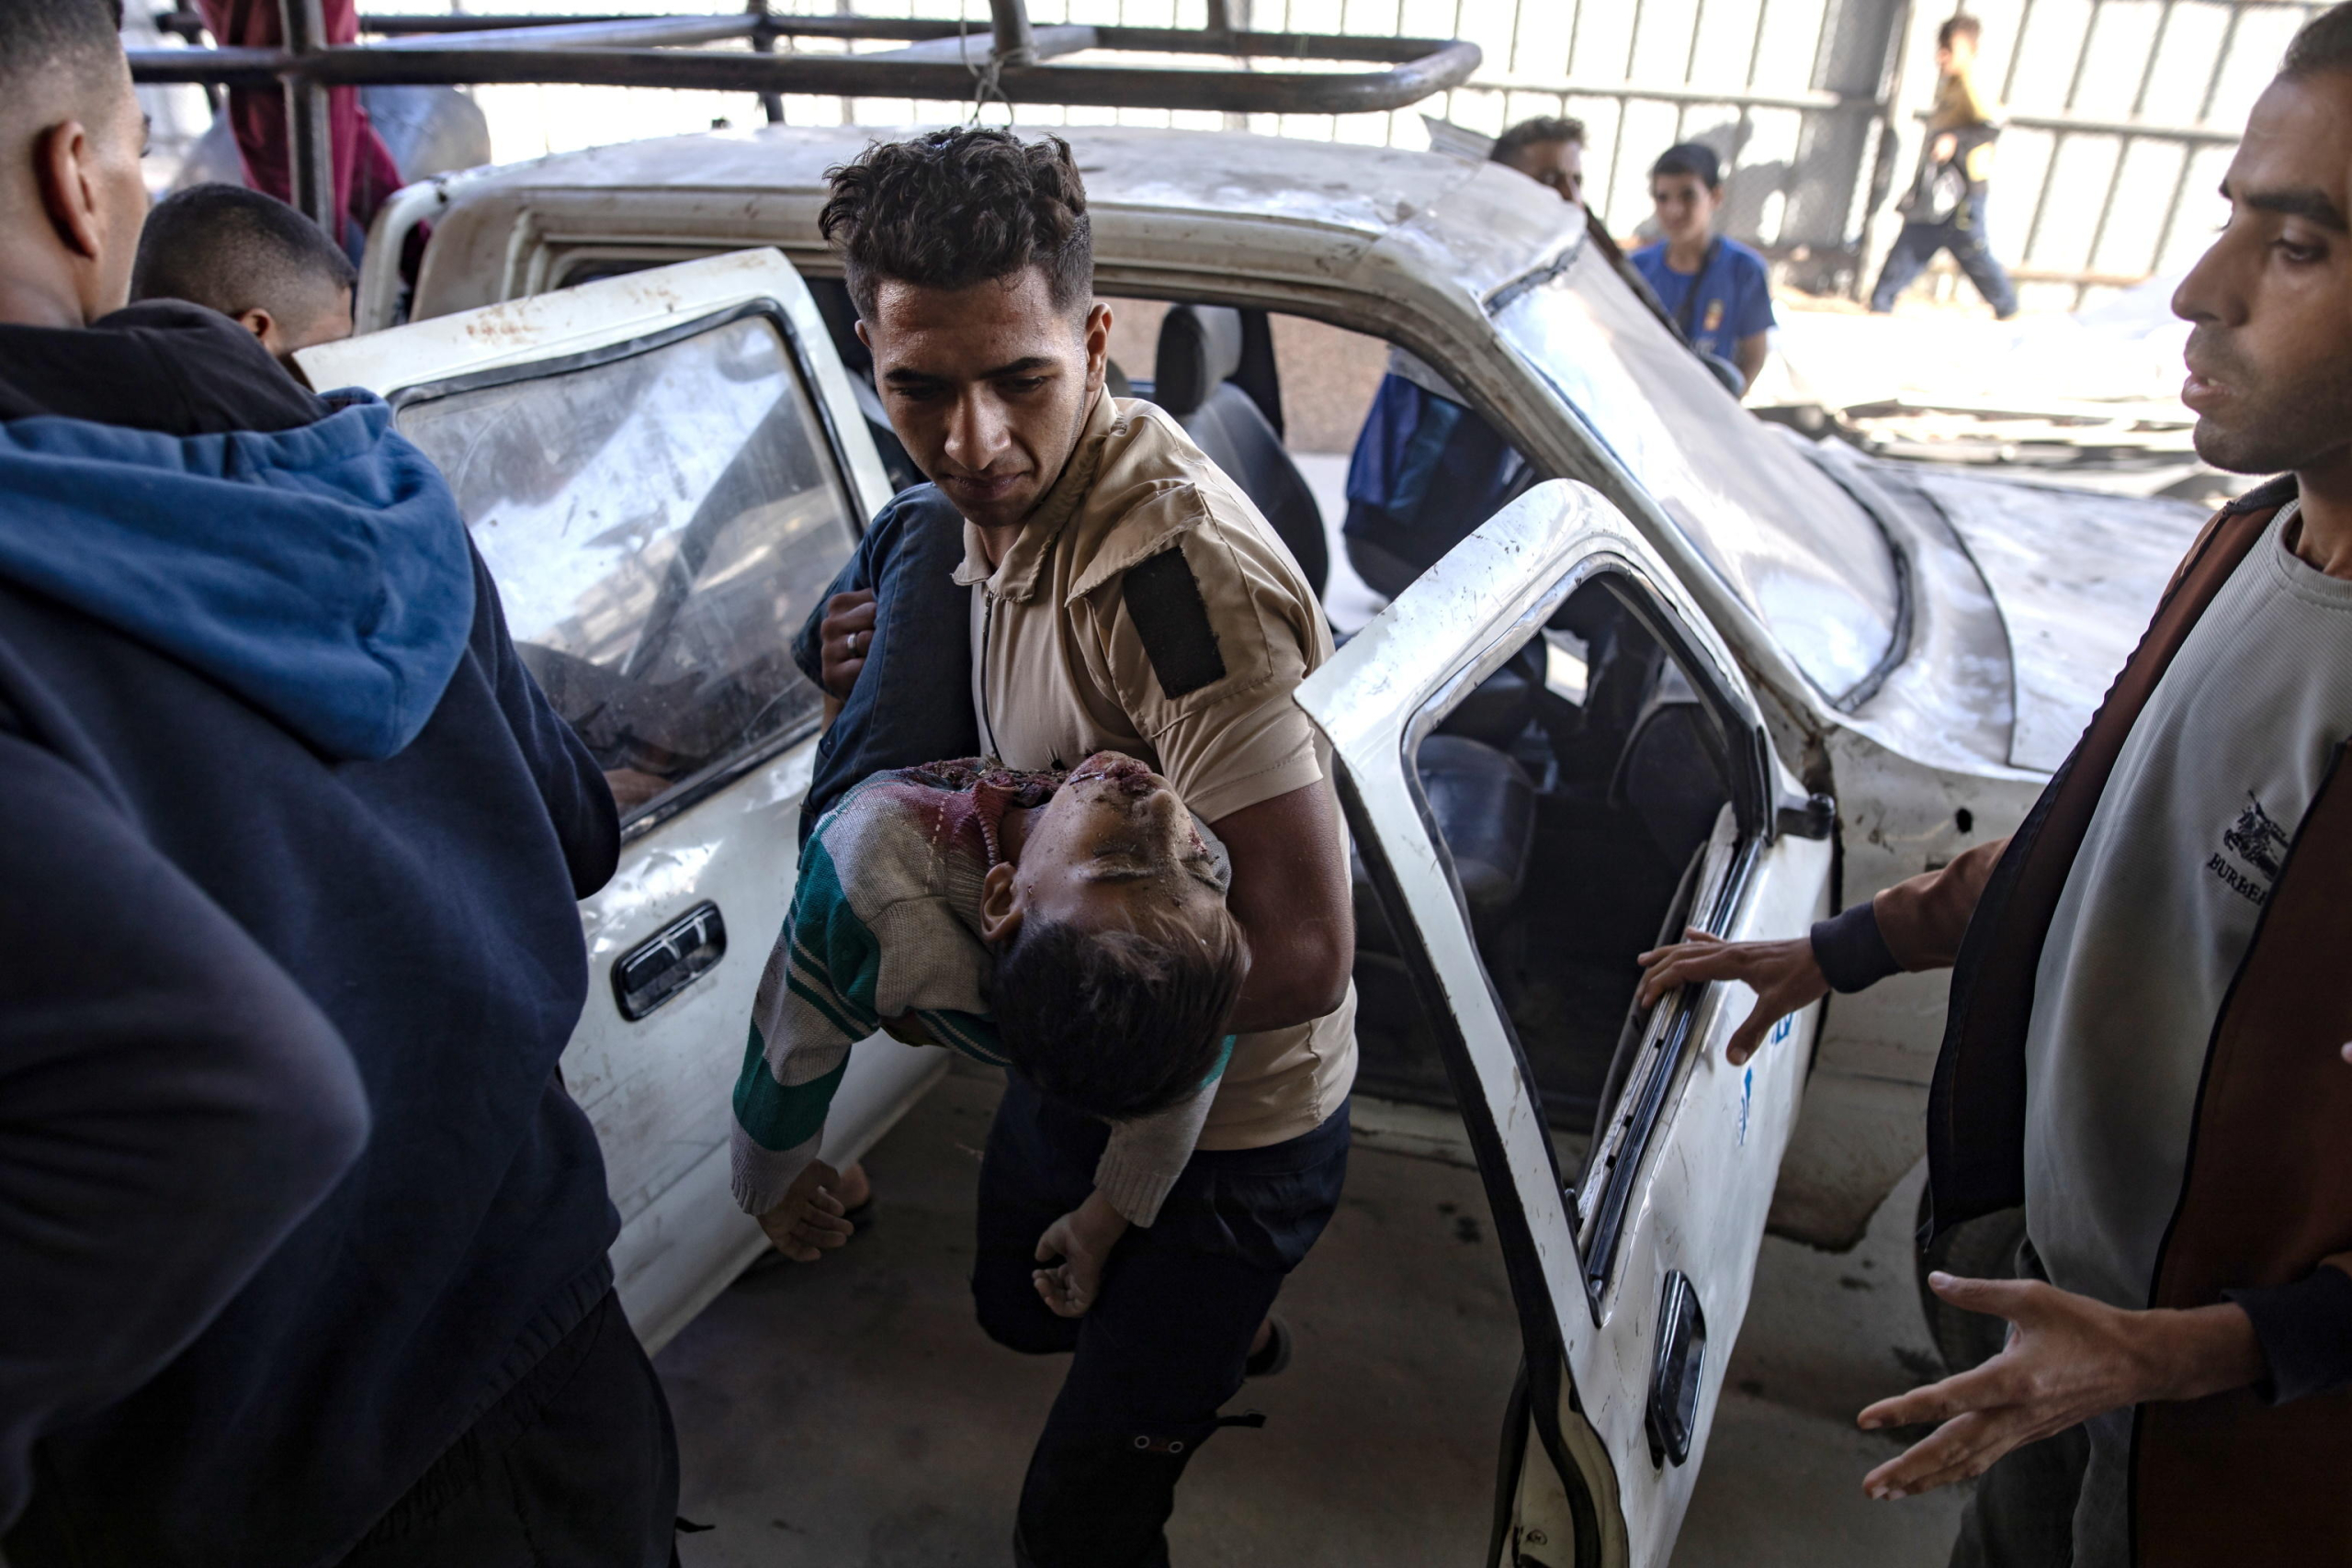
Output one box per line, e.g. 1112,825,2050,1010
730,749,1249,1317
731,128,1358,1568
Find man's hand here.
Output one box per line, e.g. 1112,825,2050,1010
1033,1189,1132,1318
1634,928,1827,1065
1855,1272,2264,1500
817,590,877,700
755,1158,856,1263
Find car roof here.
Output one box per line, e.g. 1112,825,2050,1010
418,124,1580,317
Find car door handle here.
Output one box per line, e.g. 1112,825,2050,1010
1645,1269,1708,1468
612,901,727,1021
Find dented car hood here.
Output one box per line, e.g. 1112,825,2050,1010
1891,468,2210,773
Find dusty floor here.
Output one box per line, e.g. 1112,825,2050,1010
658,1066,1965,1566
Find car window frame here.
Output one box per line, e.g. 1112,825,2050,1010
1485,240,1918,711
1557,570,1772,1297
1300,480,1797,1559
387,298,866,841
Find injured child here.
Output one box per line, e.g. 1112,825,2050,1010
729,750,1248,1314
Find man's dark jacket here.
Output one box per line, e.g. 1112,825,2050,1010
0,304,622,1566
1810,476,2352,1564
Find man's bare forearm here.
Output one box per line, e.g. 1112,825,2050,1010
1213,778,1354,1033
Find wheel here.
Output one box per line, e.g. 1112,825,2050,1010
1914,1188,2028,1375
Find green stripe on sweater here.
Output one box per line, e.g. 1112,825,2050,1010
733,1021,850,1153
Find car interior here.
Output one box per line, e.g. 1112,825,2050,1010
802,280,1743,1158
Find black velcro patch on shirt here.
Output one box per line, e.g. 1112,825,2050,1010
1123,544,1227,699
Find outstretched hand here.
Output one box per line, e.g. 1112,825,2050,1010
755,1158,855,1263
1634,928,1828,1065
1855,1272,2263,1501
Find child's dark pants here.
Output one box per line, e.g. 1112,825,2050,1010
973,1076,1351,1568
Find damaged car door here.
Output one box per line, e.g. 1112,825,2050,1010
1296,479,1835,1567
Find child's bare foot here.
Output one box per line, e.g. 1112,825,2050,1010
834,1161,873,1213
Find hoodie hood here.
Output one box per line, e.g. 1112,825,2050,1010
0,394,475,761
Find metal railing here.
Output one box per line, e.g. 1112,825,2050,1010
130,0,1481,234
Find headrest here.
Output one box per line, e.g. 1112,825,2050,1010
1153,305,1246,416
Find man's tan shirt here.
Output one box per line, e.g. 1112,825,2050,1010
955,392,1357,1150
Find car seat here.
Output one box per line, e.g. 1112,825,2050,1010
1152,304,1329,596
1352,734,1537,954
1609,661,1732,871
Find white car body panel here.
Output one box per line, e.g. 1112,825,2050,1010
300,251,938,1353
1298,479,1833,1562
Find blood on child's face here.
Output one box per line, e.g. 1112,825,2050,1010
1012,752,1227,933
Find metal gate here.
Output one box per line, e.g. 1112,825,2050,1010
164,0,2312,301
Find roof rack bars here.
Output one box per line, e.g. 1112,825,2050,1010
133,2,1481,229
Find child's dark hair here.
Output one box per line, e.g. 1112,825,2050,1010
131,184,356,321
1937,13,1983,50
990,906,1248,1122
819,128,1093,321
1650,141,1724,191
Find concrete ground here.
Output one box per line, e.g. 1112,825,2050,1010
658,1065,1964,1566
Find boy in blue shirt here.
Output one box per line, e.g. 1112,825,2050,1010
1630,142,1775,394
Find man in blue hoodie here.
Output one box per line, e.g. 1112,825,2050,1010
0,6,675,1565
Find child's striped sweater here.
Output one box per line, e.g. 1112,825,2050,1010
729,759,1222,1227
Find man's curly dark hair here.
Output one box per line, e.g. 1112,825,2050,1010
819,128,1093,321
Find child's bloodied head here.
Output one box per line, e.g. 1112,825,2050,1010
980,751,1250,1122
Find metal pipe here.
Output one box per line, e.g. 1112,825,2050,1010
365,14,755,51
747,0,782,126
1469,77,1865,112
989,0,1037,67
1911,104,2244,146
278,0,336,237
349,17,1443,62
857,26,1096,67
130,33,1483,115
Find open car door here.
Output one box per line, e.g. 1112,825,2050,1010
1295,480,1835,1567
297,250,943,1353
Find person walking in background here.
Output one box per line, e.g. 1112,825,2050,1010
1870,14,2020,319
1630,142,1775,393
